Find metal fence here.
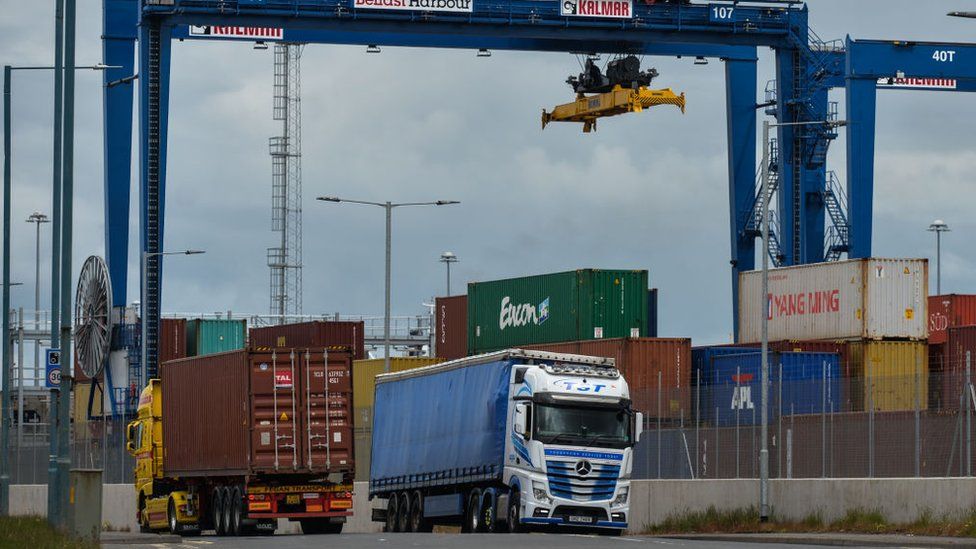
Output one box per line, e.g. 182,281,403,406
7,418,134,485
634,352,976,480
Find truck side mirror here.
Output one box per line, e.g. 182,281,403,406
125,422,137,454
634,412,644,443
514,404,527,438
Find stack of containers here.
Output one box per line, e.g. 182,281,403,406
927,295,976,409
737,258,929,412
524,338,691,421
185,318,247,356
352,357,444,480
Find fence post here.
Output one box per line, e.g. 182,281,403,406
695,369,700,479
778,362,782,478
735,366,740,479
657,370,662,480
914,350,921,478
786,427,793,479
963,351,973,477
822,359,827,478
868,358,874,478
715,406,719,479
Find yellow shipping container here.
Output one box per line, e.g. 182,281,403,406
352,357,444,409
849,340,928,412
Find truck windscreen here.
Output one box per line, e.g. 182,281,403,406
533,404,632,449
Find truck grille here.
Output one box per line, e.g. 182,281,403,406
545,460,619,501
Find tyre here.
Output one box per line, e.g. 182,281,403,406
212,488,225,536
462,489,481,533
228,486,243,536
221,487,234,537
385,495,399,532
396,492,410,533
409,491,427,533
507,489,522,533
168,499,180,535
481,492,497,533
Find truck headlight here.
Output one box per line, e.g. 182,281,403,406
612,487,628,506
532,481,552,505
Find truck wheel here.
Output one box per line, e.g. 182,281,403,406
212,488,225,536
221,487,234,536
507,489,522,533
396,492,410,533
385,496,399,532
228,486,243,536
463,489,482,533
409,491,428,533
168,499,181,535
481,492,497,533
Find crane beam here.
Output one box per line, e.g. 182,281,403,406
542,86,685,132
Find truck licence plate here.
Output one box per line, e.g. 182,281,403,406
569,515,593,524
286,494,300,505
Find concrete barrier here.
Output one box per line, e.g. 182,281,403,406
14,478,976,535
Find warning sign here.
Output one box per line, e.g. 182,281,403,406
280,412,289,421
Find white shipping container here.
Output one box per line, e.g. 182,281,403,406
738,258,928,343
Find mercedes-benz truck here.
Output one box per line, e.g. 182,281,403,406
369,349,642,535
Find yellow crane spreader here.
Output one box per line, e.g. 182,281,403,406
542,86,686,133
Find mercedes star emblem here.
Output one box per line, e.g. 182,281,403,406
575,460,592,476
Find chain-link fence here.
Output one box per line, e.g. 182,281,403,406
8,417,134,485
634,351,976,479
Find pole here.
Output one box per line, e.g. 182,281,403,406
141,252,147,385
759,120,771,521
777,362,782,478
656,370,662,479
936,230,941,296
821,360,826,478
967,351,972,477
384,202,391,373
54,0,77,526
1,64,13,516
47,0,65,525
695,369,700,479
33,217,41,406
446,260,451,297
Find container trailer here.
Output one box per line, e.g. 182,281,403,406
369,349,643,534
125,347,355,536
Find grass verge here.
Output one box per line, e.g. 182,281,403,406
0,516,99,549
643,506,976,538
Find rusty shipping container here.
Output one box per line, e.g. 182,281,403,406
944,326,976,410
160,347,354,477
929,295,976,345
738,258,928,343
158,318,187,364
434,295,467,360
249,320,366,360
526,338,692,420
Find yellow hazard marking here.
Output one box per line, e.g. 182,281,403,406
905,308,914,320
280,412,288,421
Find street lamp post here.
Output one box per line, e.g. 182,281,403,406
927,220,950,295
317,196,459,373
140,250,205,384
757,118,847,522
26,213,49,427
440,252,458,296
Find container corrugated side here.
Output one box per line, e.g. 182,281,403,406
434,295,467,360
248,320,366,360
354,407,372,481
186,319,247,356
849,340,928,412
738,258,927,343
929,295,976,345
162,350,250,475
467,269,647,354
945,326,976,410
352,357,444,409
159,318,187,364
526,338,690,420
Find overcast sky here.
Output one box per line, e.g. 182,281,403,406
1,0,974,346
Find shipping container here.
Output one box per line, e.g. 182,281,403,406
944,326,976,410
468,269,648,354
701,352,842,426
433,295,467,361
929,295,976,345
929,342,949,410
526,338,691,420
648,288,659,338
160,347,354,476
738,258,928,343
848,340,928,412
249,320,366,360
354,407,373,481
185,319,247,357
692,346,761,384
159,318,187,364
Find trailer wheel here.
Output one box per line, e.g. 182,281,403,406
396,492,410,533
228,486,243,536
385,495,399,532
410,491,430,533
212,488,225,536
507,489,522,533
463,489,482,533
220,487,234,536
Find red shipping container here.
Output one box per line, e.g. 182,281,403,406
945,326,976,410
249,320,366,360
159,318,187,364
526,338,692,420
929,343,950,410
161,347,354,477
929,295,976,345
434,295,467,361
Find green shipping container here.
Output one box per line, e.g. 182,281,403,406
185,319,247,356
467,269,648,354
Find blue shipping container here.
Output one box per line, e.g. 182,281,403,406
701,352,841,427
370,358,512,491
692,346,759,385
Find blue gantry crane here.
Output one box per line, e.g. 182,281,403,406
99,0,976,382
